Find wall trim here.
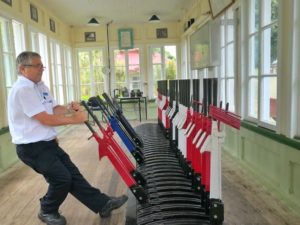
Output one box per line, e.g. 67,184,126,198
0,127,9,136
241,121,300,151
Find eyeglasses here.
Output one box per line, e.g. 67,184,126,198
23,64,46,69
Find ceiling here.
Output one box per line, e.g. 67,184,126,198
40,0,196,27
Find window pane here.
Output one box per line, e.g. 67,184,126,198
128,48,139,65
3,54,13,87
114,50,125,66
227,43,235,77
262,25,278,75
227,78,235,112
227,9,234,43
220,17,225,47
152,48,162,63
94,67,104,82
261,76,277,125
262,0,279,26
115,66,126,82
220,79,226,105
79,52,90,67
249,0,260,33
248,78,258,118
81,85,91,100
12,20,25,56
165,46,177,80
249,34,259,76
80,68,91,84
220,48,225,78
92,50,103,66
95,83,104,95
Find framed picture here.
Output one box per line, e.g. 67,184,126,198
156,28,168,39
84,32,96,42
49,19,56,32
1,0,12,6
208,0,234,19
30,4,38,22
118,28,133,50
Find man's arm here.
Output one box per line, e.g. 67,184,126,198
33,110,87,126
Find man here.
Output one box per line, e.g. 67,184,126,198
7,51,128,225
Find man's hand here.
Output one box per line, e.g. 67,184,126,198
73,110,87,123
70,101,81,111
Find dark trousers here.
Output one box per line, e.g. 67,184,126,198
16,140,110,214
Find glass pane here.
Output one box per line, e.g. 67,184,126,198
3,54,13,87
261,76,277,125
152,47,161,63
220,48,225,77
220,16,225,47
153,64,162,81
165,46,177,80
249,34,259,76
12,21,25,56
80,68,91,84
220,79,226,105
95,83,104,95
0,20,10,52
58,85,64,104
248,78,258,118
114,50,125,66
227,9,234,43
131,82,140,90
128,48,139,65
78,51,90,68
115,66,126,82
262,0,279,26
94,67,104,82
227,43,235,77
227,79,235,112
262,25,278,75
92,50,103,66
249,0,260,33
57,65,63,85
56,44,61,64
81,85,91,100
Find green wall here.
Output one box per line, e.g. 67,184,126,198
0,131,18,173
223,125,300,214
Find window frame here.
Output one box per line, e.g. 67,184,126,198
245,0,279,130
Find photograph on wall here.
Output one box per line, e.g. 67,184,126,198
156,28,168,39
30,4,38,22
84,32,96,42
49,19,56,32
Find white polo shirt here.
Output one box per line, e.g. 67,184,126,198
7,76,58,144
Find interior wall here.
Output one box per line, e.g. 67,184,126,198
223,126,300,214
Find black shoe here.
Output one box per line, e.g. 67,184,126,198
99,195,128,218
38,210,67,225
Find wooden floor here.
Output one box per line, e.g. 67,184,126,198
0,121,300,225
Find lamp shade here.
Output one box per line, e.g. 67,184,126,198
88,18,99,25
149,15,160,22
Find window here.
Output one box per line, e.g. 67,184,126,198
246,0,278,127
0,17,15,127
30,31,50,87
112,48,142,93
0,17,25,128
77,49,105,100
12,20,25,57
220,7,237,112
63,46,76,102
149,45,177,98
50,40,65,104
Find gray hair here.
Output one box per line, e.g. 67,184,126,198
16,51,41,73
